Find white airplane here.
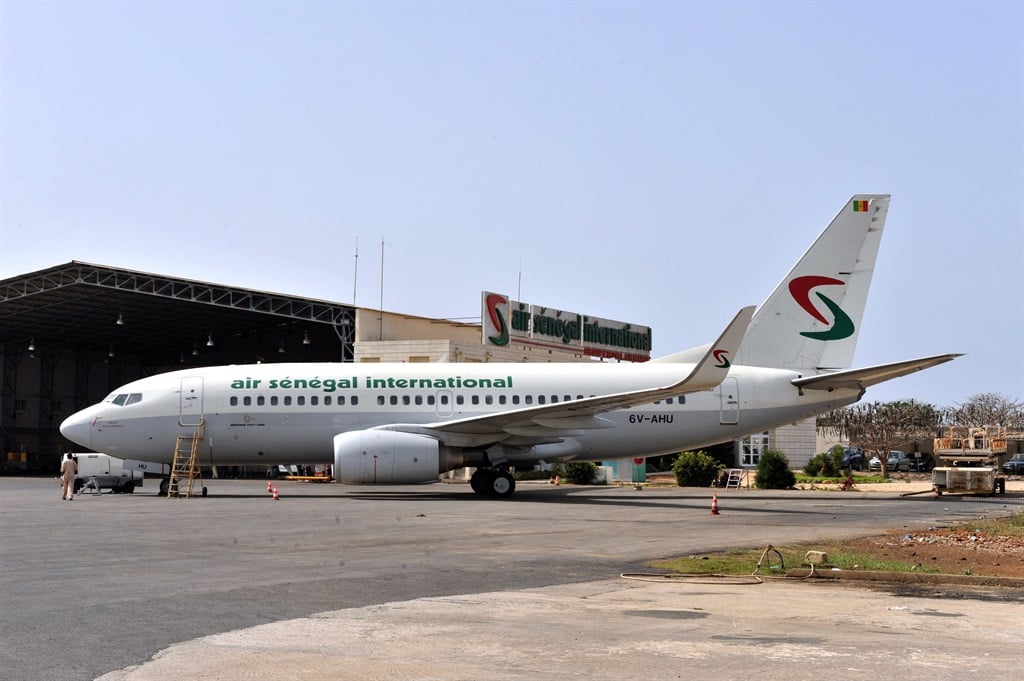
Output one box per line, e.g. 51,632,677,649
60,195,957,497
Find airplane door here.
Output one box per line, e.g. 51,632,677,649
719,377,739,425
179,377,205,426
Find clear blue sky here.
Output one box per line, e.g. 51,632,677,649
2,1,1021,408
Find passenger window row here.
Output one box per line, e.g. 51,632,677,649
230,395,361,407
227,393,684,408
377,393,592,407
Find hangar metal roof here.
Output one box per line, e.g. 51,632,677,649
0,262,354,366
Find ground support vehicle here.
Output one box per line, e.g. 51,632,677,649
933,426,1020,469
929,427,1020,496
931,467,1006,496
62,453,168,494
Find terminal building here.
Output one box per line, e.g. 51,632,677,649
0,261,814,477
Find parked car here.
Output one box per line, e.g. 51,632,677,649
840,446,865,471
1002,455,1024,475
868,450,908,471
897,452,935,473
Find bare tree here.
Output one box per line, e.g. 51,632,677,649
817,400,942,477
944,393,1024,431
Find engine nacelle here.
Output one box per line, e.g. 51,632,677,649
333,430,440,485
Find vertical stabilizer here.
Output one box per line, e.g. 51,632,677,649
734,194,890,371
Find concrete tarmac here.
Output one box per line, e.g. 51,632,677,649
3,476,1022,681
99,577,1021,681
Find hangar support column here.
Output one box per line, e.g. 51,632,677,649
37,350,58,469
1,348,17,464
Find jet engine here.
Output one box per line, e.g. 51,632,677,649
333,430,441,485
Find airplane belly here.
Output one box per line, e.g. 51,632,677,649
575,394,856,462
206,412,373,464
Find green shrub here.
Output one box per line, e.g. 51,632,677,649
562,461,598,485
827,445,846,475
803,455,824,477
755,449,796,489
803,446,847,478
671,451,723,487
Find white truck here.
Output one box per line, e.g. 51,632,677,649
61,453,169,494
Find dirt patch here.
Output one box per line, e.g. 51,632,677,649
835,525,1024,578
818,478,1024,578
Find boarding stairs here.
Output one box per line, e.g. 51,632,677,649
167,420,206,498
724,468,745,489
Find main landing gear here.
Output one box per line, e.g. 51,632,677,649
469,468,516,498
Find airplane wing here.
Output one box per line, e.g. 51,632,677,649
381,306,755,448
791,354,962,392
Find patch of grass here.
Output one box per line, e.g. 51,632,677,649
824,550,940,574
653,512,1024,577
794,473,887,485
653,546,799,576
963,513,1024,537
652,543,939,576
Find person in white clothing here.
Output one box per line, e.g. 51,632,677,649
60,453,78,501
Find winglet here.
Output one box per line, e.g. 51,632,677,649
662,305,755,395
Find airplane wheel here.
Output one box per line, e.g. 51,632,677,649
470,469,493,495
159,478,170,496
488,471,516,498
201,487,208,497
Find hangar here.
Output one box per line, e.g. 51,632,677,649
0,262,355,474
0,262,597,476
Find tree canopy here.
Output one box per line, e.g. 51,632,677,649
943,393,1024,431
817,399,943,476
819,394,1023,476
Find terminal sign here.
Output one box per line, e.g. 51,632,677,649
482,291,651,362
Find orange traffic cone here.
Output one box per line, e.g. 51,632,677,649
268,480,273,493
710,492,720,515
932,484,941,499
272,486,279,501
554,475,560,486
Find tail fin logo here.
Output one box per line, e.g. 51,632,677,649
788,276,855,341
712,350,731,368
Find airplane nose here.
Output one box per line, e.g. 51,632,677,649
60,409,93,448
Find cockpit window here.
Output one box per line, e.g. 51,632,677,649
109,393,143,406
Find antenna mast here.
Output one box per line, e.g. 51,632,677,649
379,237,385,339
517,255,523,301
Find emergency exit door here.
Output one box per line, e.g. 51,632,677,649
719,377,739,425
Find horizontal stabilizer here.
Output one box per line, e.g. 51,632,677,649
791,354,962,392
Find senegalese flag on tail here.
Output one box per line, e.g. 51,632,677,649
852,199,870,212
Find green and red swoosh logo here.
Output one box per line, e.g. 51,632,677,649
485,293,510,346
712,350,731,368
788,275,855,341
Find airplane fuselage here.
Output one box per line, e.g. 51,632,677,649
62,362,861,468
